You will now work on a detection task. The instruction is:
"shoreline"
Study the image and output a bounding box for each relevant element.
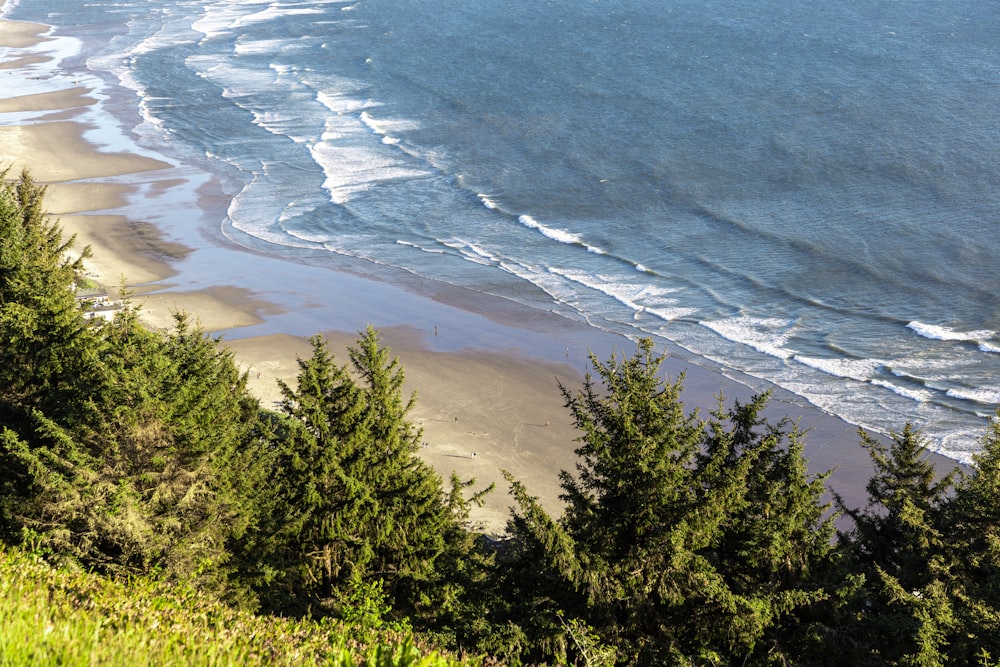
[0,15,968,534]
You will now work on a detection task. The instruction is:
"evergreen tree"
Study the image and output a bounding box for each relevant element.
[256,332,367,614]
[260,329,481,627]
[0,169,101,426]
[944,411,1000,664]
[497,340,835,666]
[94,307,268,597]
[836,425,960,666]
[698,395,838,663]
[1,300,268,601]
[0,171,268,601]
[0,167,104,550]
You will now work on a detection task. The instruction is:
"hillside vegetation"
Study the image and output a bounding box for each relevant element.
[3,167,1000,665]
[0,546,466,666]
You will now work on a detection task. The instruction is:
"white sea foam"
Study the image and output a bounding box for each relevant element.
[891,355,963,375]
[189,55,327,147]
[404,238,578,314]
[517,215,606,254]
[280,222,333,244]
[550,268,698,321]
[945,387,1000,405]
[192,56,269,93]
[643,305,701,322]
[980,341,1000,354]
[478,194,500,210]
[359,110,420,139]
[452,247,576,310]
[192,1,269,41]
[228,188,315,249]
[234,38,290,57]
[310,140,430,204]
[255,109,309,141]
[437,247,583,313]
[195,0,341,39]
[87,46,170,145]
[126,17,195,57]
[316,89,376,115]
[280,86,432,204]
[231,5,325,31]
[907,321,996,343]
[700,317,795,359]
[442,240,501,266]
[396,240,447,255]
[793,355,883,381]
[518,215,581,244]
[0,0,21,19]
[935,430,983,466]
[871,379,934,403]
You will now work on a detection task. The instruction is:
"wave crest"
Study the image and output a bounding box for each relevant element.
[908,321,996,343]
[700,317,795,360]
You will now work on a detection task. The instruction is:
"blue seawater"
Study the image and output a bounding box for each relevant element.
[3,0,999,461]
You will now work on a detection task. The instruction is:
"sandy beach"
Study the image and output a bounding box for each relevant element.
[0,16,967,535]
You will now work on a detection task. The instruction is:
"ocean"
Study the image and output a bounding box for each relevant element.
[2,0,998,462]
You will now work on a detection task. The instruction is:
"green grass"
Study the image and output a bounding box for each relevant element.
[0,546,477,666]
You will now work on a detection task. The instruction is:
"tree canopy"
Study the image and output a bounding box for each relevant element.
[253,330,481,625]
[495,340,836,665]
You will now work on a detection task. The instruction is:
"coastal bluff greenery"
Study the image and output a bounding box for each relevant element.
[3,167,1000,666]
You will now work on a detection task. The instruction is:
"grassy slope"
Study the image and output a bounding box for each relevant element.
[0,547,478,666]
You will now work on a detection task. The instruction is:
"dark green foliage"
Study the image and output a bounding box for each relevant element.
[840,426,957,580]
[0,168,103,547]
[936,413,1000,664]
[0,170,269,602]
[496,340,836,666]
[0,172,488,640]
[93,307,269,598]
[256,329,485,631]
[1,302,270,600]
[0,169,101,425]
[835,426,961,666]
